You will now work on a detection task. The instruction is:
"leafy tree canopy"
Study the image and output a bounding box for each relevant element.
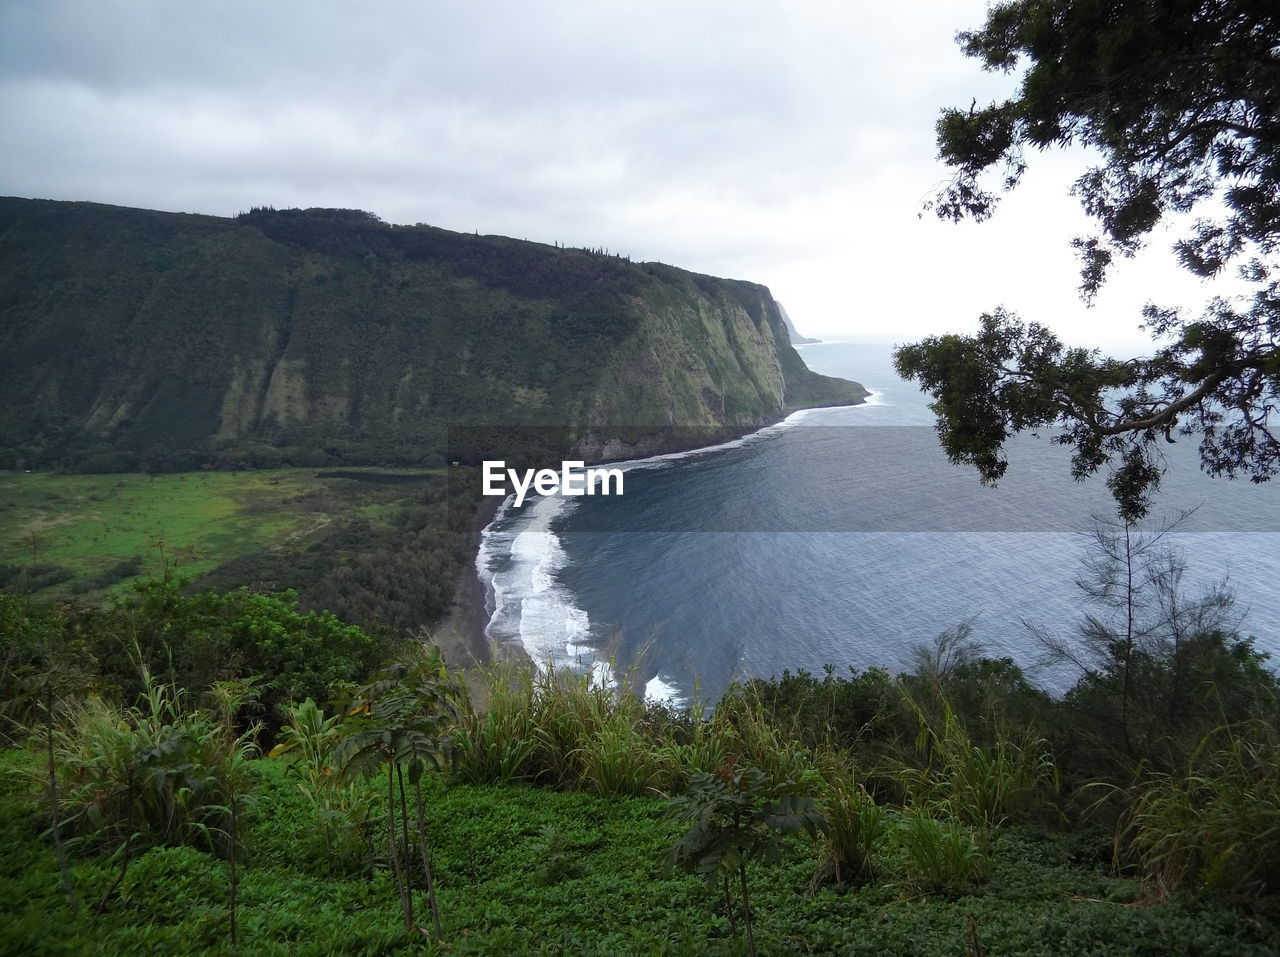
[895,0,1280,520]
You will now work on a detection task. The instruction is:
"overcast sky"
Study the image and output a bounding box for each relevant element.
[0,0,1236,349]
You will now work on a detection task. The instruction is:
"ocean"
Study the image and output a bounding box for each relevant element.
[476,339,1280,705]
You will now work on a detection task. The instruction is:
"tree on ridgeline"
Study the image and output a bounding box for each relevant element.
[894,0,1280,520]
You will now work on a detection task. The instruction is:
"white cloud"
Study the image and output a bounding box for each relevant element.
[0,0,1240,352]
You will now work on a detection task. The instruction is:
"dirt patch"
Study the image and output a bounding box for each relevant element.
[15,512,99,538]
[270,514,333,550]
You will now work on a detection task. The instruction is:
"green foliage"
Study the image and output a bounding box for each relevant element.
[50,676,258,855]
[667,760,822,955]
[1061,627,1280,785]
[272,697,341,774]
[116,844,225,920]
[530,824,584,886]
[83,555,146,592]
[1,561,74,592]
[648,695,729,789]
[735,665,906,764]
[334,653,461,939]
[453,664,684,795]
[507,666,598,788]
[903,0,1280,520]
[895,810,990,893]
[1037,516,1280,784]
[1126,724,1280,895]
[667,761,820,881]
[334,654,460,785]
[526,667,671,793]
[23,671,263,945]
[706,687,821,789]
[897,694,1057,829]
[451,667,540,785]
[1,594,84,737]
[4,741,1280,954]
[191,588,380,715]
[270,697,374,875]
[576,719,668,797]
[454,665,827,801]
[810,766,884,890]
[933,0,1280,276]
[11,575,392,736]
[0,468,474,640]
[4,516,1280,949]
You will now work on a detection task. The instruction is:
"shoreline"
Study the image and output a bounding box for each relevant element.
[429,493,512,671]
[442,390,871,674]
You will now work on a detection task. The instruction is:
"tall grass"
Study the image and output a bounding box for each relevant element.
[811,757,885,890]
[1126,723,1280,895]
[53,677,243,853]
[898,693,1057,828]
[708,686,820,788]
[655,695,727,788]
[453,664,680,794]
[896,810,990,892]
[452,667,824,798]
[577,722,669,796]
[452,666,539,784]
[529,666,637,788]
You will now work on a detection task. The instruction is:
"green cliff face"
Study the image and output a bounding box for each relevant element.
[0,198,865,471]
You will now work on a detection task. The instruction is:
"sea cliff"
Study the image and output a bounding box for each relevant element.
[0,197,865,471]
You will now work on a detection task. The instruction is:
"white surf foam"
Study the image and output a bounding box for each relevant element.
[644,673,688,708]
[475,397,883,698]
[607,405,839,476]
[477,492,599,673]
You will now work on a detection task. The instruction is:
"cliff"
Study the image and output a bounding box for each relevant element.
[778,302,821,344]
[0,197,866,471]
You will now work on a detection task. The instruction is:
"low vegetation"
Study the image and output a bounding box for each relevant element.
[3,527,1280,954]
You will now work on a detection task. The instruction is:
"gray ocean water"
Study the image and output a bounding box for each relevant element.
[477,339,1280,703]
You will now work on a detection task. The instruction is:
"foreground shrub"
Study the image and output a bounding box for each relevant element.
[270,697,374,875]
[898,695,1058,829]
[334,655,459,940]
[53,677,254,855]
[896,810,989,893]
[811,765,884,890]
[1126,724,1280,895]
[667,759,823,957]
[19,576,391,738]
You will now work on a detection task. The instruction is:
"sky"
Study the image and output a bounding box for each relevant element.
[0,0,1238,351]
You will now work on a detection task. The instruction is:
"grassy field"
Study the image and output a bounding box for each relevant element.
[0,469,439,597]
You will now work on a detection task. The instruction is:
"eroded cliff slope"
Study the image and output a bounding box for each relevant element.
[0,198,865,470]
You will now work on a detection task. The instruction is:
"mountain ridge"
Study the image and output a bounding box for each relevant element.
[0,196,866,472]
